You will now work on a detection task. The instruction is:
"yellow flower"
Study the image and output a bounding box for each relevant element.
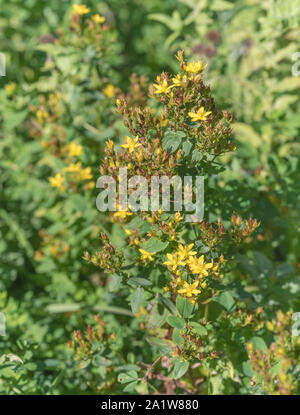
[178,281,201,297]
[184,61,204,73]
[171,74,182,87]
[139,249,155,261]
[177,243,197,261]
[188,107,212,122]
[114,207,132,220]
[188,255,213,277]
[219,254,225,264]
[121,136,141,153]
[91,13,106,24]
[163,253,186,271]
[125,229,132,236]
[103,84,115,98]
[174,212,183,223]
[5,82,16,96]
[79,167,92,180]
[105,139,114,151]
[37,109,49,124]
[68,142,82,157]
[64,162,82,173]
[153,78,172,95]
[49,173,65,191]
[72,4,90,15]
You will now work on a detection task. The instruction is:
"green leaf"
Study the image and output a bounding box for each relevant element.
[191,149,203,162]
[162,129,186,153]
[172,360,189,379]
[249,337,268,352]
[213,291,235,311]
[172,328,184,347]
[130,287,144,313]
[47,303,81,313]
[242,361,254,377]
[157,294,177,315]
[211,0,234,11]
[148,304,169,328]
[109,274,122,292]
[176,297,195,318]
[123,381,138,392]
[118,371,138,384]
[182,140,193,156]
[128,277,152,287]
[140,238,168,253]
[253,252,272,273]
[167,316,185,330]
[189,322,207,336]
[146,337,173,353]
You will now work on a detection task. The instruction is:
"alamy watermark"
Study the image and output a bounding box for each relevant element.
[96,167,204,222]
[0,53,5,77]
[0,312,6,336]
[292,312,300,337]
[292,52,300,76]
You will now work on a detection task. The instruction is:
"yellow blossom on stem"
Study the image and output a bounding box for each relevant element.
[176,243,197,260]
[188,255,213,277]
[139,249,155,262]
[184,61,204,73]
[174,212,183,222]
[49,173,65,191]
[121,136,141,153]
[105,139,114,151]
[114,206,132,220]
[171,74,183,87]
[163,253,186,271]
[102,84,115,98]
[153,78,172,95]
[72,4,90,15]
[91,14,106,24]
[64,161,82,173]
[188,107,212,122]
[178,281,201,297]
[68,142,82,157]
[79,167,93,180]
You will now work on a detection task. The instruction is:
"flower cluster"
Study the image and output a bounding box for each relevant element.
[68,315,115,361]
[247,311,300,395]
[83,232,125,274]
[163,243,222,304]
[150,51,235,157]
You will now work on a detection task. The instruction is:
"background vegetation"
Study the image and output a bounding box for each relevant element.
[0,0,299,394]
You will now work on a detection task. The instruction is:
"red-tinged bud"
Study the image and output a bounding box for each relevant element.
[100,232,108,241]
[219,225,224,234]
[211,351,217,358]
[197,339,202,348]
[83,251,90,260]
[74,330,82,341]
[202,318,207,326]
[199,352,205,360]
[169,156,175,168]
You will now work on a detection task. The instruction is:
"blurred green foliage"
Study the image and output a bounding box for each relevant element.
[0,0,299,394]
